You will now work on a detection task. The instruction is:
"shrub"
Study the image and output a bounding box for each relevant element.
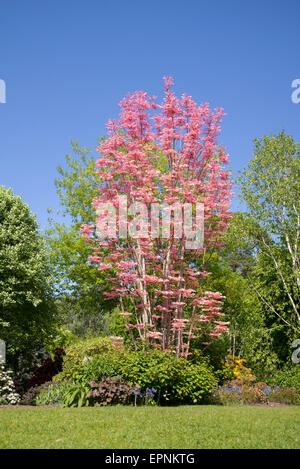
[87,377,141,407]
[19,382,57,406]
[68,355,119,385]
[53,337,114,382]
[267,365,300,394]
[269,386,300,405]
[81,349,216,404]
[0,363,20,405]
[28,348,65,388]
[53,340,217,405]
[110,349,217,404]
[222,355,253,378]
[19,386,43,405]
[12,348,51,395]
[212,373,300,405]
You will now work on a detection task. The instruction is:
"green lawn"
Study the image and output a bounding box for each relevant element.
[0,405,299,449]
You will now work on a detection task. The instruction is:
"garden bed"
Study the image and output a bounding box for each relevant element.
[0,401,297,409]
[0,405,60,409]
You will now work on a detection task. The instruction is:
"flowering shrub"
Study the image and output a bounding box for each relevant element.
[212,374,300,405]
[222,355,253,379]
[0,363,20,405]
[269,386,300,405]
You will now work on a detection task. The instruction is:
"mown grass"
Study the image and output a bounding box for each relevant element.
[0,405,299,449]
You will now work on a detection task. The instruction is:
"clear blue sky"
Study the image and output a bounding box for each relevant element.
[0,0,299,228]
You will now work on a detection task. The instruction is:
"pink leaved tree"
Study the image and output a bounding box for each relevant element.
[80,77,232,358]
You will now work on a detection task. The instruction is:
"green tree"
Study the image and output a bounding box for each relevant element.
[237,131,300,330]
[0,186,56,363]
[193,249,265,370]
[46,141,116,333]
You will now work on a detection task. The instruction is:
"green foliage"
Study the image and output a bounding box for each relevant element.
[212,372,300,406]
[198,251,261,362]
[53,336,115,382]
[209,132,300,376]
[0,186,56,364]
[73,348,215,404]
[238,131,300,241]
[86,377,141,407]
[75,355,119,384]
[110,348,217,404]
[238,326,284,381]
[55,296,111,339]
[46,141,117,320]
[53,338,217,405]
[24,380,90,407]
[267,365,300,394]
[36,381,69,406]
[54,140,99,225]
[20,381,68,406]
[46,324,78,354]
[269,386,300,405]
[106,307,133,344]
[237,131,300,328]
[219,210,300,376]
[61,381,90,408]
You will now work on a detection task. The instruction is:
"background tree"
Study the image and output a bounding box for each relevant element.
[0,186,56,366]
[237,131,300,329]
[212,134,300,378]
[46,141,116,336]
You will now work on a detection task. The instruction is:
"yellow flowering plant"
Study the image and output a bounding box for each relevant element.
[222,355,253,379]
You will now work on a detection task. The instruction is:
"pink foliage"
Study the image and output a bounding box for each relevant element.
[80,77,232,357]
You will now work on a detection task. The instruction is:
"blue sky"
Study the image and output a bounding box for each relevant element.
[0,0,299,228]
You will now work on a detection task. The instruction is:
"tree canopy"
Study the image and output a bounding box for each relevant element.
[0,186,56,362]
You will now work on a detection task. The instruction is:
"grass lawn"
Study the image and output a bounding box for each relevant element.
[0,405,299,449]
